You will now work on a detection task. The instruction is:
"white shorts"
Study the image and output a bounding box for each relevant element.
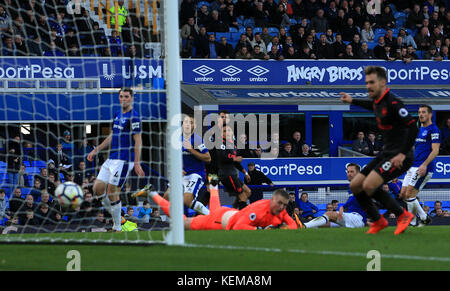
[97,159,134,187]
[336,212,365,228]
[403,167,433,191]
[183,173,204,198]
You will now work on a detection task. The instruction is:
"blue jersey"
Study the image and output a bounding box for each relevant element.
[343,192,367,224]
[182,133,208,180]
[109,109,141,161]
[412,123,440,171]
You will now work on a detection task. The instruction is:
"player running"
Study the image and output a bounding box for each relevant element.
[340,66,417,235]
[303,163,367,229]
[399,105,440,226]
[87,88,145,232]
[134,177,297,230]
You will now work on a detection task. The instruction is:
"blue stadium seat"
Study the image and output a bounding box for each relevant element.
[268,27,279,36]
[367,41,377,50]
[31,160,47,168]
[253,27,262,34]
[229,27,238,33]
[289,18,297,25]
[197,1,210,9]
[230,32,242,40]
[375,28,386,35]
[215,32,230,41]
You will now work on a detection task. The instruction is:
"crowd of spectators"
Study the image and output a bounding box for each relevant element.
[0,130,162,230]
[179,0,450,61]
[0,0,149,58]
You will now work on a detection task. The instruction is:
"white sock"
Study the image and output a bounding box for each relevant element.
[98,193,112,214]
[405,199,417,225]
[412,198,427,220]
[190,200,210,215]
[149,191,158,199]
[304,215,329,228]
[110,200,122,231]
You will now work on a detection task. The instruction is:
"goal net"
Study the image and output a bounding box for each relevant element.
[0,0,184,245]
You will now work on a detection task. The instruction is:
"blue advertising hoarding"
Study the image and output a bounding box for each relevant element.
[0,57,164,88]
[240,157,450,184]
[182,59,450,86]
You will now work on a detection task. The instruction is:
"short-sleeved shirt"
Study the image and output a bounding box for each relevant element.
[412,123,441,172]
[182,133,209,180]
[109,109,141,161]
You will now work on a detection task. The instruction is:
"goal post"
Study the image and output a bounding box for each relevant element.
[0,0,184,246]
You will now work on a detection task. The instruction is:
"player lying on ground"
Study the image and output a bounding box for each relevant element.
[133,176,298,230]
[340,66,417,235]
[303,163,367,229]
[399,104,439,226]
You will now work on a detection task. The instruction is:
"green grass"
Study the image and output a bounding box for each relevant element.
[1,226,449,271]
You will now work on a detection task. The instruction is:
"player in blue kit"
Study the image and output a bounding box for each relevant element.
[303,163,367,229]
[400,105,440,226]
[87,88,145,232]
[177,114,211,215]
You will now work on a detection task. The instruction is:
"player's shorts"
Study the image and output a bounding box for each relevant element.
[96,159,134,187]
[403,167,433,191]
[335,212,365,228]
[190,206,232,230]
[219,173,244,196]
[361,152,413,183]
[183,173,204,197]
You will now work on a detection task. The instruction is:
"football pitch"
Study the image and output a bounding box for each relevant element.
[1,226,449,271]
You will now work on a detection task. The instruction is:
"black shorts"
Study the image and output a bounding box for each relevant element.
[361,152,414,183]
[219,173,244,196]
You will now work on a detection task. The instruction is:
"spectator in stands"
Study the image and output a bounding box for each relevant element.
[74,161,92,187]
[108,29,122,57]
[358,41,375,59]
[283,46,299,59]
[429,201,443,217]
[92,210,109,228]
[352,131,370,155]
[292,0,306,22]
[367,132,383,156]
[415,26,432,51]
[361,21,375,43]
[280,142,296,157]
[207,10,228,33]
[235,44,252,59]
[206,34,221,59]
[196,4,211,28]
[44,41,65,56]
[310,8,328,33]
[221,3,238,30]
[440,45,449,60]
[1,35,15,56]
[35,202,53,225]
[298,45,316,59]
[260,26,273,47]
[6,135,22,194]
[17,194,37,224]
[315,34,334,58]
[398,28,417,49]
[406,4,424,30]
[46,171,57,196]
[290,131,304,156]
[299,144,317,157]
[179,0,196,25]
[332,33,346,58]
[400,47,413,64]
[325,28,335,44]
[246,162,274,203]
[109,0,127,32]
[68,44,81,57]
[286,192,300,218]
[253,1,267,27]
[303,33,317,53]
[377,5,396,30]
[342,17,359,42]
[250,33,268,54]
[39,191,53,208]
[292,26,306,48]
[27,34,46,56]
[268,44,284,60]
[342,44,356,59]
[30,179,43,202]
[181,17,199,58]
[373,36,387,59]
[0,189,8,224]
[17,162,30,189]
[270,3,290,29]
[137,200,152,223]
[217,36,234,59]
[298,192,318,221]
[349,33,362,55]
[124,206,139,224]
[0,5,9,36]
[430,26,445,47]
[407,44,419,60]
[424,45,443,60]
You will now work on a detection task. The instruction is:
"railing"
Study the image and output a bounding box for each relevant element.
[0,78,101,92]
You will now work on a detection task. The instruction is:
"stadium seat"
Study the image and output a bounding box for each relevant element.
[268,27,279,36]
[197,1,210,9]
[215,32,230,41]
[31,160,47,168]
[230,32,242,40]
[229,27,238,33]
[253,27,262,34]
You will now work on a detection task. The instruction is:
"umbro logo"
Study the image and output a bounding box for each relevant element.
[193,65,215,77]
[220,65,242,77]
[247,65,269,77]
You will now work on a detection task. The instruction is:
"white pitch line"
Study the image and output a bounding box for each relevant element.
[184,243,450,263]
